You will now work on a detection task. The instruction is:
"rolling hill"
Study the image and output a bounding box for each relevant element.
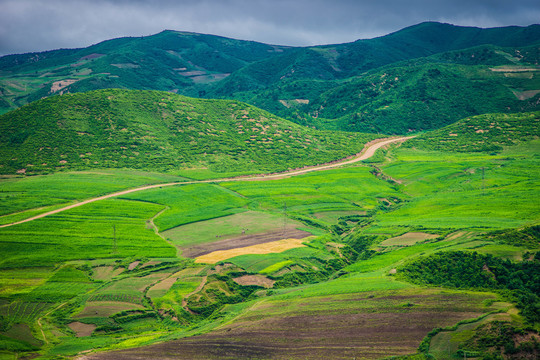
[0,30,291,114]
[2,22,539,134]
[0,89,376,175]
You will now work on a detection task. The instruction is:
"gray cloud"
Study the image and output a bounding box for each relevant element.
[1,0,539,56]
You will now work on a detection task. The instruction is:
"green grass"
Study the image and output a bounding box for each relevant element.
[121,183,248,232]
[152,278,203,312]
[0,169,186,218]
[0,267,52,297]
[268,269,412,299]
[228,246,333,274]
[221,166,401,214]
[0,199,176,268]
[374,144,539,230]
[259,260,294,275]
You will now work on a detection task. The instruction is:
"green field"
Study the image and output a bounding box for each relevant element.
[0,112,538,359]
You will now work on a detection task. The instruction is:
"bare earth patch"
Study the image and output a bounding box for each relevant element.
[50,79,77,93]
[233,275,275,288]
[68,322,96,337]
[81,290,494,360]
[181,228,312,258]
[195,237,309,264]
[381,232,439,247]
[92,266,123,281]
[76,301,145,318]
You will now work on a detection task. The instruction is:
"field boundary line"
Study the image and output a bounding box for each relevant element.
[0,136,412,228]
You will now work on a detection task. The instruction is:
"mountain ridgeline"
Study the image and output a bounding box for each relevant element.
[0,89,377,175]
[1,22,539,133]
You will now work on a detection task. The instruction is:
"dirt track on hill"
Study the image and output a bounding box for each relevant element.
[0,136,412,229]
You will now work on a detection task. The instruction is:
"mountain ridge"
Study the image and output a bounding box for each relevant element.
[1,21,539,133]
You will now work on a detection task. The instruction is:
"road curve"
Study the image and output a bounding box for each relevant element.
[0,136,413,229]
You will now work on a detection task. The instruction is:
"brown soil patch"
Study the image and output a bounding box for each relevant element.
[76,302,145,318]
[82,291,489,360]
[92,266,123,281]
[68,322,96,337]
[141,261,162,268]
[489,67,539,72]
[381,232,439,246]
[195,238,308,264]
[147,277,179,298]
[50,79,77,92]
[181,229,312,258]
[233,275,275,288]
[128,261,140,270]
[512,89,540,100]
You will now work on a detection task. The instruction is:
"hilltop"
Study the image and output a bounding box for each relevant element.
[0,89,376,175]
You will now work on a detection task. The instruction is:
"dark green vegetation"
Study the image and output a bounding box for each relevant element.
[0,89,376,175]
[399,251,540,323]
[2,22,540,133]
[0,111,538,359]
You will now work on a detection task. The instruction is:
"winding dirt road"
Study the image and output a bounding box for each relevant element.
[0,136,412,229]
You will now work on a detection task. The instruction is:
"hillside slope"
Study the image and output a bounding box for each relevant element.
[403,111,540,152]
[0,30,290,113]
[0,89,376,175]
[2,22,539,130]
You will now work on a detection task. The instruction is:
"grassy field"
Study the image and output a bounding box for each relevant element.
[0,114,538,359]
[221,166,401,215]
[0,170,187,222]
[374,145,539,229]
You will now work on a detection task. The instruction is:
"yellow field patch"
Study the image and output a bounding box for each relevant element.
[195,238,309,264]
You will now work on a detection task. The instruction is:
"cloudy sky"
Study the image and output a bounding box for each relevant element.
[1,0,539,56]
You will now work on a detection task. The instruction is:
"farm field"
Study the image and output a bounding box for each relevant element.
[0,112,538,359]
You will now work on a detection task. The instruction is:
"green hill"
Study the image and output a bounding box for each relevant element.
[0,89,376,175]
[213,42,540,133]
[404,111,540,152]
[2,22,540,135]
[0,30,291,114]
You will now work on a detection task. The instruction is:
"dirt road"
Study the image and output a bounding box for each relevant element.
[0,136,412,229]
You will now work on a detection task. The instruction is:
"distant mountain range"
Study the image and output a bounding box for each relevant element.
[1,22,539,133]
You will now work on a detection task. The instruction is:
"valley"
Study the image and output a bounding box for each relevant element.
[0,21,539,360]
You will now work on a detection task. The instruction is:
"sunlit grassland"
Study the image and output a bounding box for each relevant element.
[0,170,187,220]
[0,199,176,268]
[346,233,504,274]
[120,183,248,232]
[271,269,411,299]
[374,144,540,229]
[0,267,53,297]
[152,277,203,313]
[220,166,401,214]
